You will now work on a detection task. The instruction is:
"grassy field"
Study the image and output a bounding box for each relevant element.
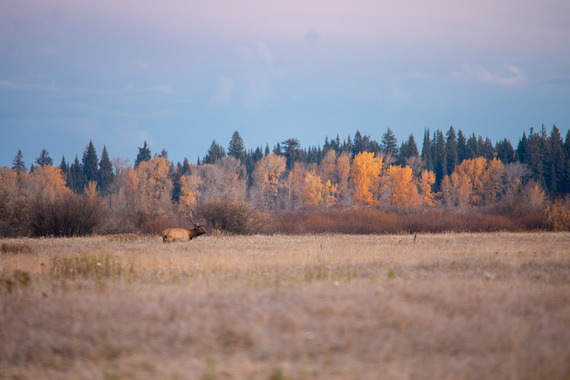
[1,232,569,380]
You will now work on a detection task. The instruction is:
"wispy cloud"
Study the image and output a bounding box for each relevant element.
[448,64,525,87]
[209,77,233,107]
[135,60,150,70]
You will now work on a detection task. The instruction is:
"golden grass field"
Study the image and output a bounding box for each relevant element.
[1,232,569,380]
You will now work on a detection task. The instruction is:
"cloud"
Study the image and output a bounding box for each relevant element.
[242,81,270,109]
[209,77,233,107]
[448,64,525,87]
[135,60,150,70]
[256,42,272,62]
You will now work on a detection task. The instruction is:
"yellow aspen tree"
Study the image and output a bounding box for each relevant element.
[285,162,307,210]
[252,153,287,208]
[135,156,173,217]
[451,172,472,208]
[350,152,383,206]
[483,157,504,204]
[319,150,337,184]
[335,154,350,206]
[322,180,338,208]
[178,175,202,211]
[386,165,419,209]
[418,170,437,207]
[25,165,68,203]
[456,157,486,205]
[303,170,324,206]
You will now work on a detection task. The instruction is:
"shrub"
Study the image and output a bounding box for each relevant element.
[1,242,33,254]
[546,196,570,231]
[196,198,267,235]
[30,192,109,237]
[0,270,32,293]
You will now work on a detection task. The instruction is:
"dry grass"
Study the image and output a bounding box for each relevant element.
[1,233,569,379]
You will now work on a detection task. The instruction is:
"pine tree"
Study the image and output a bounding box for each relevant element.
[98,145,114,195]
[135,141,152,167]
[12,150,26,174]
[457,130,467,164]
[421,129,433,171]
[433,130,446,189]
[466,133,479,159]
[228,131,246,162]
[495,139,515,164]
[203,140,226,164]
[82,140,98,188]
[516,132,528,162]
[35,149,53,167]
[59,156,68,173]
[381,128,398,157]
[545,125,565,195]
[67,155,82,193]
[445,126,458,176]
[282,138,301,170]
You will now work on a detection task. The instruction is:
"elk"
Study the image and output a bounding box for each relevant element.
[162,218,206,243]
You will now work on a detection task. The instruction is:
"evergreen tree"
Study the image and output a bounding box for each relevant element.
[445,126,458,175]
[67,155,83,193]
[12,150,26,174]
[457,130,467,164]
[421,129,433,171]
[181,158,192,175]
[353,130,367,155]
[495,139,515,163]
[381,128,398,157]
[516,132,528,162]
[545,125,565,195]
[59,156,68,173]
[265,144,270,156]
[203,140,226,164]
[482,137,495,159]
[466,133,479,159]
[228,131,246,162]
[432,130,446,189]
[525,128,546,190]
[281,138,301,170]
[398,134,419,165]
[35,149,53,167]
[564,130,570,194]
[82,140,98,188]
[98,145,114,195]
[135,141,152,167]
[159,149,168,160]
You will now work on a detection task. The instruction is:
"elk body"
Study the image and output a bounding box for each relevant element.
[162,220,206,243]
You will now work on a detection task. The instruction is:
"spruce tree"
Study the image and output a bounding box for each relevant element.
[457,130,467,164]
[203,140,226,164]
[467,133,479,159]
[381,128,398,157]
[433,130,446,189]
[282,138,301,170]
[546,125,565,195]
[60,156,68,173]
[445,126,458,176]
[228,131,246,162]
[98,145,114,195]
[421,129,433,171]
[135,141,152,167]
[35,149,53,167]
[12,150,26,174]
[67,155,83,193]
[82,140,98,187]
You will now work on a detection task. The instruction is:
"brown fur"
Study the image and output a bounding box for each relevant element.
[161,226,206,243]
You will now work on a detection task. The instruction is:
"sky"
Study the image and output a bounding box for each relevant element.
[1,0,569,167]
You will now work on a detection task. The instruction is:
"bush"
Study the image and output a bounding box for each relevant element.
[30,193,109,237]
[196,198,267,235]
[546,196,570,231]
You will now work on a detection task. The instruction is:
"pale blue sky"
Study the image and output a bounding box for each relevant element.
[1,0,569,167]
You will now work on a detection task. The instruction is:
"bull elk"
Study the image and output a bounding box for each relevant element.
[161,218,206,243]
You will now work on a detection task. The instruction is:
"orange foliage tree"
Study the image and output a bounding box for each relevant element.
[418,170,437,207]
[350,152,383,206]
[386,165,419,209]
[252,153,287,209]
[303,170,338,208]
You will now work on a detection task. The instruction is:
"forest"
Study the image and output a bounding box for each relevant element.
[1,125,570,237]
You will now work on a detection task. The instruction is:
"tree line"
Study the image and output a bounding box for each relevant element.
[1,125,569,236]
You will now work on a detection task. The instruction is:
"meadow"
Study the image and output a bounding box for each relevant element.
[1,232,569,380]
